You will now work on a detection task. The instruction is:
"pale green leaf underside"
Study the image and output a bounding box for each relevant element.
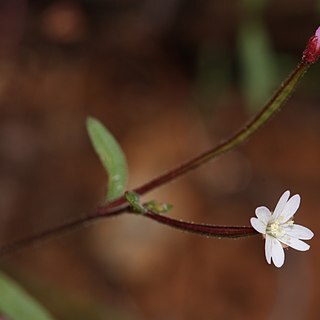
[86,117,128,201]
[0,271,54,320]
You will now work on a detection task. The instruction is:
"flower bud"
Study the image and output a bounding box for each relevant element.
[302,26,320,64]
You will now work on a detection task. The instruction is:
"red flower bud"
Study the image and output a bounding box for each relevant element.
[302,26,320,64]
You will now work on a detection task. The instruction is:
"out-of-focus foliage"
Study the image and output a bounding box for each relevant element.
[0,271,53,320]
[238,0,277,111]
[238,22,277,110]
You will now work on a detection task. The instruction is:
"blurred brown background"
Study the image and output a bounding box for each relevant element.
[0,0,320,319]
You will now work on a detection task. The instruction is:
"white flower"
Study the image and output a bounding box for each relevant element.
[250,190,314,268]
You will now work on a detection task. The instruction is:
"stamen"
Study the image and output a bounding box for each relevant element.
[266,220,285,238]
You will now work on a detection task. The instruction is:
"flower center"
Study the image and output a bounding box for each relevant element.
[266,220,284,238]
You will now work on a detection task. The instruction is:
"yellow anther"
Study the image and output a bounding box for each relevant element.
[267,220,284,238]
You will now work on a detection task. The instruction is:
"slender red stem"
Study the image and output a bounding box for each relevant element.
[0,211,124,257]
[143,211,258,238]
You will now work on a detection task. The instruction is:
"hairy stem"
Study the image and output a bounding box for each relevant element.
[142,211,258,238]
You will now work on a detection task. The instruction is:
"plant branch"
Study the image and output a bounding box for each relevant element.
[0,211,124,257]
[132,62,309,195]
[0,44,315,257]
[142,211,258,238]
[98,61,310,214]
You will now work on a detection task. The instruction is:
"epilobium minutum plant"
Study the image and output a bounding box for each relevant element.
[1,27,320,270]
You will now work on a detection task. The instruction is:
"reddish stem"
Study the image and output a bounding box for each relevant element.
[143,211,258,238]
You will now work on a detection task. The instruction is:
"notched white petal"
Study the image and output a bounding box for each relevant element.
[280,236,310,251]
[284,224,314,240]
[250,217,267,234]
[280,194,301,222]
[273,190,290,219]
[265,235,272,264]
[271,238,285,268]
[255,206,271,224]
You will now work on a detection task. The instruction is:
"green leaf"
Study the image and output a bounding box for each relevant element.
[86,117,128,201]
[0,271,54,320]
[124,192,173,214]
[144,200,173,214]
[124,191,146,214]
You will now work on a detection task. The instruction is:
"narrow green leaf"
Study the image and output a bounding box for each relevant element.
[0,271,54,320]
[86,117,128,201]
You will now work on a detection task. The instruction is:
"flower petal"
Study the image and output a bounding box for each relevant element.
[271,238,285,268]
[273,190,290,220]
[284,224,314,240]
[279,194,301,222]
[265,235,272,264]
[279,236,310,251]
[250,217,266,234]
[316,26,320,39]
[255,206,271,224]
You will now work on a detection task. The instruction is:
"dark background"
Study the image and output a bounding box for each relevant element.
[0,0,320,319]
